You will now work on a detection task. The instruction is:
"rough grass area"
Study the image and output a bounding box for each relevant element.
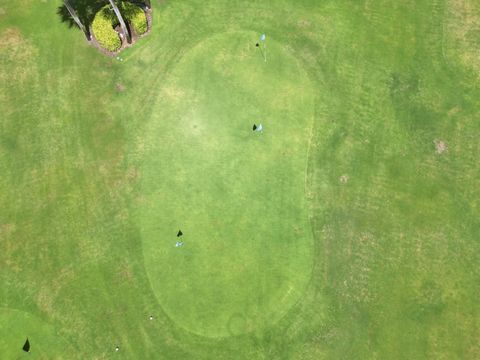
[1,0,479,359]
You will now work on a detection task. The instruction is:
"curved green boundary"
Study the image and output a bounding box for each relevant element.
[92,5,122,52]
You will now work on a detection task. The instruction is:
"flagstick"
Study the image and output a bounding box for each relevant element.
[264,40,267,62]
[258,34,267,62]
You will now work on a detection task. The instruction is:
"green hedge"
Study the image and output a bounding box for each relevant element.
[92,6,121,52]
[121,2,148,35]
[92,2,148,52]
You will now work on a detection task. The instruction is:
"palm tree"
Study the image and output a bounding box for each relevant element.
[63,0,90,39]
[108,0,131,44]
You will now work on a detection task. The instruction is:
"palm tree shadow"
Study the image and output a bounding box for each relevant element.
[57,5,77,30]
[56,0,110,35]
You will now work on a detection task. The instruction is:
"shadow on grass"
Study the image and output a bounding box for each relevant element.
[57,0,105,36]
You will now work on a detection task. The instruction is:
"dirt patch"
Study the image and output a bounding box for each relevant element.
[116,83,126,92]
[434,139,447,154]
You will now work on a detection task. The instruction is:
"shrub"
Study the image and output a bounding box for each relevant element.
[92,6,121,52]
[91,2,148,51]
[120,2,148,35]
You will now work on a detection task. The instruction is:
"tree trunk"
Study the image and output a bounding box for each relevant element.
[108,0,131,44]
[64,0,90,40]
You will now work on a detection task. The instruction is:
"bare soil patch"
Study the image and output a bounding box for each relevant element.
[434,139,448,154]
[116,82,126,92]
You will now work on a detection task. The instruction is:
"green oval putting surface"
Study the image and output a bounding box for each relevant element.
[139,32,315,337]
[0,308,69,358]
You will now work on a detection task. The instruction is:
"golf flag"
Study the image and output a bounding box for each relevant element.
[259,34,267,62]
[22,338,30,352]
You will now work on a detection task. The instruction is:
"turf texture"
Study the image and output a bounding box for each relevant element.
[0,0,479,359]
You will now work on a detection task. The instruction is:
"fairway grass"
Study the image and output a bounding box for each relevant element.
[1,0,480,359]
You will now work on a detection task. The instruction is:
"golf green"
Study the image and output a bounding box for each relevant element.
[139,32,315,337]
[0,308,69,358]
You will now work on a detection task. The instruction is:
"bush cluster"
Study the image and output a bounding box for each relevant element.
[92,6,121,52]
[121,2,148,35]
[92,2,148,51]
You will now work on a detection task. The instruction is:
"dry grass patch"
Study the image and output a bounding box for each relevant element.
[340,232,379,304]
[116,261,134,283]
[160,83,185,102]
[445,0,480,76]
[0,27,23,50]
[0,28,38,84]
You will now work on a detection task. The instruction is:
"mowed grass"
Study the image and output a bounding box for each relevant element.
[0,0,479,359]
